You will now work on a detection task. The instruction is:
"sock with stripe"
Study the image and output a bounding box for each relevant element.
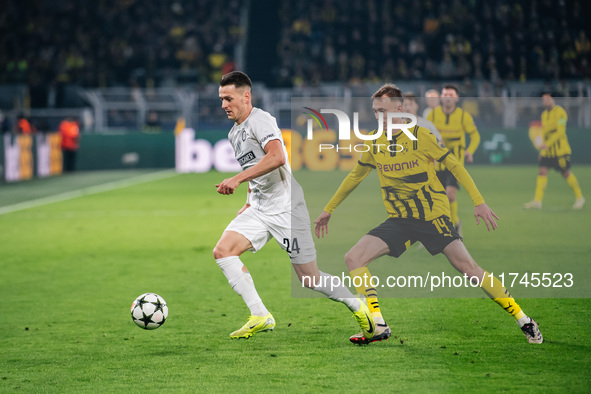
[312,271,360,312]
[216,256,269,317]
[480,271,526,323]
[534,175,548,202]
[566,173,583,199]
[350,267,382,318]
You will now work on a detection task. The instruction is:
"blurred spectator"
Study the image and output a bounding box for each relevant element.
[15,114,35,134]
[81,108,94,131]
[0,0,240,92]
[273,0,591,86]
[143,111,163,133]
[59,118,80,172]
[1,0,590,91]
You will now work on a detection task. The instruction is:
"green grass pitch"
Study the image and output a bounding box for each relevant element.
[0,166,590,392]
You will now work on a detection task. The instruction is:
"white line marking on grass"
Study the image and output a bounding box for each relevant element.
[0,169,179,215]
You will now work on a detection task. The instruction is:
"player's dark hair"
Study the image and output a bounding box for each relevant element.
[442,83,459,94]
[220,71,252,90]
[403,92,417,102]
[372,84,403,99]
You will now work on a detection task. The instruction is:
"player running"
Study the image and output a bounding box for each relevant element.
[213,71,374,340]
[314,84,543,345]
[427,84,480,235]
[524,93,585,210]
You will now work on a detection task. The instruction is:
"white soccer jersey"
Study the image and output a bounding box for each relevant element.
[227,107,304,215]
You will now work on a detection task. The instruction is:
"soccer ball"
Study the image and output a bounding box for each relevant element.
[131,293,168,330]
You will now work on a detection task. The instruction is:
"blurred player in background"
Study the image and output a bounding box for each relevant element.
[404,92,441,250]
[524,93,585,210]
[422,89,440,119]
[427,84,480,234]
[403,92,441,140]
[213,71,374,340]
[315,84,542,345]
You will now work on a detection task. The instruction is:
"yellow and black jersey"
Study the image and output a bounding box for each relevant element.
[541,105,571,158]
[427,106,480,167]
[323,126,485,222]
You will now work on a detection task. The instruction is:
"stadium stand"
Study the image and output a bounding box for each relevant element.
[274,0,591,86]
[0,0,241,91]
[2,0,590,93]
[0,0,590,132]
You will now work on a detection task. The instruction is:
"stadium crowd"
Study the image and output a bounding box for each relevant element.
[1,0,590,94]
[1,0,240,90]
[275,0,591,86]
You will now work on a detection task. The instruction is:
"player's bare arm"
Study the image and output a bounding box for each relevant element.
[313,211,331,238]
[216,139,286,195]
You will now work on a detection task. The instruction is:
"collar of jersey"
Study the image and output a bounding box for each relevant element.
[234,107,257,126]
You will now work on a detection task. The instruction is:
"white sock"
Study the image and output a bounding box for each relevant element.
[517,315,532,327]
[313,271,360,312]
[216,256,269,317]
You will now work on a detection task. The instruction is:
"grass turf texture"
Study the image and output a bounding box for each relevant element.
[0,166,590,392]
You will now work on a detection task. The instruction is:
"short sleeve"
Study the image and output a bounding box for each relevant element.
[251,113,283,149]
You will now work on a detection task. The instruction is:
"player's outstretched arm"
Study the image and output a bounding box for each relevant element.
[314,211,331,238]
[315,161,373,238]
[216,139,285,195]
[474,203,500,231]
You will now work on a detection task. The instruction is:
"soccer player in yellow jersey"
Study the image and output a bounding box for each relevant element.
[314,84,543,345]
[422,89,440,119]
[427,84,480,234]
[524,93,585,210]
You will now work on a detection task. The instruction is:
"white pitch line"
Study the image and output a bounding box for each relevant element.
[0,169,179,216]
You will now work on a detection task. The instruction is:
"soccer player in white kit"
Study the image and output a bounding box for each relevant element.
[213,71,375,340]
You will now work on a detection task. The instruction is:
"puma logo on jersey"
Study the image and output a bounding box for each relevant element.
[260,133,277,144]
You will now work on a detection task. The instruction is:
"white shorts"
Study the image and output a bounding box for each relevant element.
[225,201,317,264]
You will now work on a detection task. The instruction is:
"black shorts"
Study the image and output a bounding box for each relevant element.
[539,155,571,172]
[367,216,461,258]
[436,169,460,189]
